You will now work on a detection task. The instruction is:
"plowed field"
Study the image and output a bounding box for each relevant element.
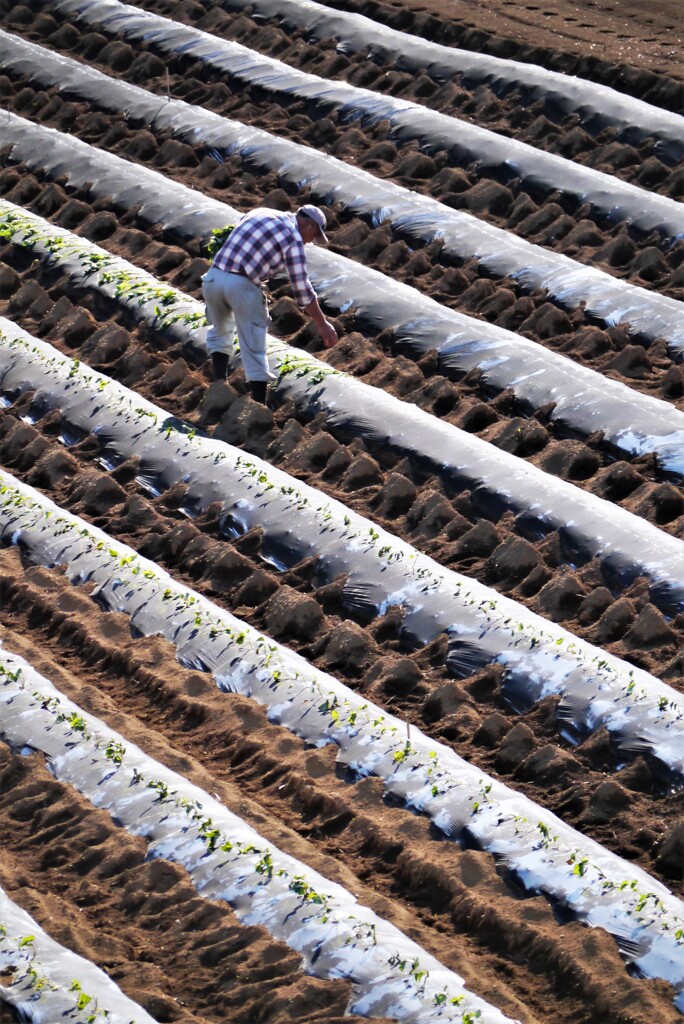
[0,1,682,1022]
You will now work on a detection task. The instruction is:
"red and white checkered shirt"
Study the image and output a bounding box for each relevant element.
[212,209,316,308]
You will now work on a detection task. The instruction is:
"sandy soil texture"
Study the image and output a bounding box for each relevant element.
[0,0,682,1022]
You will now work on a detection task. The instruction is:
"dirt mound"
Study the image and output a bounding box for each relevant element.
[0,0,682,1022]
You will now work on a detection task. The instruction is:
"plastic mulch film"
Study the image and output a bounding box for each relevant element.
[0,331,682,774]
[1,32,684,367]
[4,302,683,611]
[3,119,683,480]
[2,199,684,604]
[0,885,158,1024]
[48,0,684,243]
[212,0,684,163]
[0,505,682,1006]
[0,645,519,1024]
[2,202,684,613]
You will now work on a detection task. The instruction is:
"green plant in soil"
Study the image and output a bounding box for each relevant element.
[206,224,235,259]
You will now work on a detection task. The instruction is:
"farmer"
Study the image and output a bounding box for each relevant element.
[201,204,338,403]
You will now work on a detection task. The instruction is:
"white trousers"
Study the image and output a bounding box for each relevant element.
[202,266,276,382]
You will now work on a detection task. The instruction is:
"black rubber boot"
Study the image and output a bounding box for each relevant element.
[211,352,230,380]
[249,380,268,405]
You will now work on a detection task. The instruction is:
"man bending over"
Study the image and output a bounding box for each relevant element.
[202,204,338,403]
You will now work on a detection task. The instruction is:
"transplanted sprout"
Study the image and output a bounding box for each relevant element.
[104,739,126,765]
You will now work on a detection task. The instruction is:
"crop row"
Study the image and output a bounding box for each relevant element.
[48,0,684,243]
[204,0,684,154]
[0,645,516,1024]
[2,29,683,361]
[1,197,682,613]
[0,881,156,1024]
[3,115,683,481]
[1,308,682,766]
[0,464,682,1007]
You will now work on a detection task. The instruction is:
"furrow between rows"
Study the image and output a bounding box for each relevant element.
[43,0,684,243]
[0,644,521,1024]
[0,469,682,1003]
[2,117,683,478]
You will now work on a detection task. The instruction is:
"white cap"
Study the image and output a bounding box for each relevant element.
[298,204,329,242]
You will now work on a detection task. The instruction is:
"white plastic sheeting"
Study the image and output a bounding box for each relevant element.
[1,33,684,364]
[0,645,517,1024]
[215,0,684,162]
[1,311,684,765]
[3,119,684,480]
[0,493,682,1006]
[2,193,684,603]
[0,885,157,1024]
[3,194,684,601]
[48,0,684,242]
[1,303,683,626]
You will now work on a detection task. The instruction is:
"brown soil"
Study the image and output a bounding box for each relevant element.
[326,0,684,87]
[0,1,682,1023]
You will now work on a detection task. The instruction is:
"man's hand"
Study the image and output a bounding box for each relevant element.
[319,319,338,348]
[304,297,339,349]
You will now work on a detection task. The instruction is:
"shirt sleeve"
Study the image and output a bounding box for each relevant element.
[283,236,316,308]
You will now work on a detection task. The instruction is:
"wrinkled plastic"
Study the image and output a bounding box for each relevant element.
[216,0,684,164]
[0,338,682,777]
[2,205,683,616]
[0,504,682,1005]
[0,885,158,1023]
[3,120,684,478]
[50,0,684,242]
[0,646,517,1024]
[1,33,684,366]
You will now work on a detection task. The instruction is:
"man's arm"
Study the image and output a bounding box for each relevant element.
[284,240,338,348]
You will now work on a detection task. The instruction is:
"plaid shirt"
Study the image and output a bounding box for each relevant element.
[212,209,316,308]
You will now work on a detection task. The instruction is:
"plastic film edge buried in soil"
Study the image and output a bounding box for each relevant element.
[1,197,683,611]
[1,308,684,767]
[0,645,519,1024]
[2,117,684,478]
[0,482,683,1003]
[198,0,684,159]
[0,885,159,1024]
[1,31,684,365]
[47,0,684,243]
